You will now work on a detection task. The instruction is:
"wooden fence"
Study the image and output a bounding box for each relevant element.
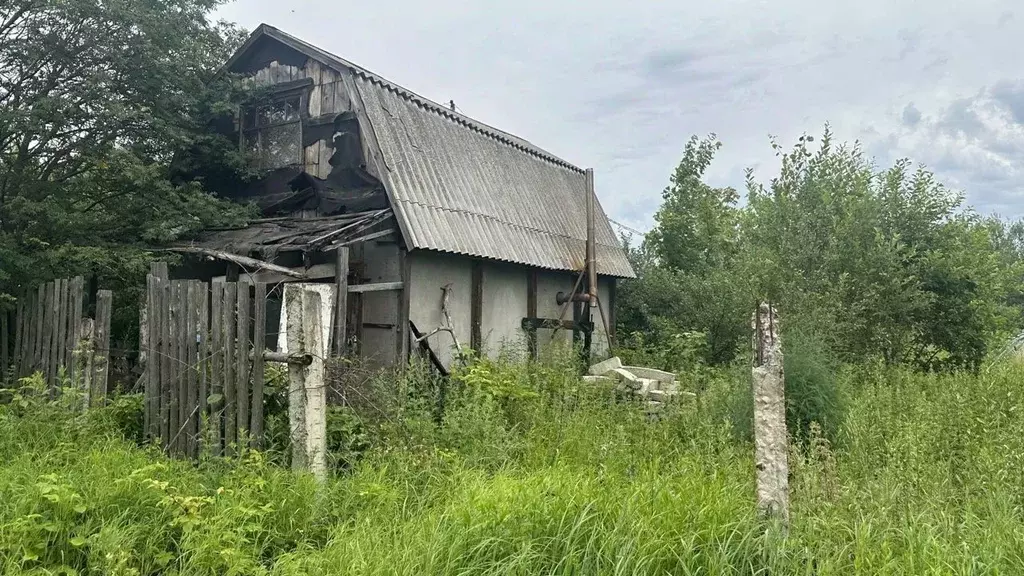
[3,277,112,405]
[144,267,268,457]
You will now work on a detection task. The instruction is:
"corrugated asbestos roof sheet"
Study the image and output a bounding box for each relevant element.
[236,25,636,278]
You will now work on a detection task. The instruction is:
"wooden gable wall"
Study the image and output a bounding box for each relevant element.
[233,38,376,183]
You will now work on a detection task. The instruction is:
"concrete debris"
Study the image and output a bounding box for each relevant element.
[585,356,688,406]
[588,356,622,376]
[621,366,675,383]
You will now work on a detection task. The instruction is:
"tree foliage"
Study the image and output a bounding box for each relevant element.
[0,0,253,322]
[619,128,1024,372]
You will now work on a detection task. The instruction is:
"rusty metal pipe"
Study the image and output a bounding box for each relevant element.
[585,168,598,308]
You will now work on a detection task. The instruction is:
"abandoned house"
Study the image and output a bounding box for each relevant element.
[173,24,635,371]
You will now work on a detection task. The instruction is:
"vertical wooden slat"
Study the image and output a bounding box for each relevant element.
[1,309,9,379]
[45,281,58,394]
[68,277,84,388]
[170,282,181,452]
[251,282,267,448]
[210,283,224,456]
[198,282,210,457]
[159,280,172,448]
[236,283,251,443]
[223,281,237,455]
[12,300,24,380]
[167,282,180,451]
[24,291,37,377]
[185,281,200,457]
[527,269,538,360]
[333,247,349,356]
[91,290,112,407]
[608,280,617,349]
[15,298,25,378]
[471,260,483,352]
[145,274,159,440]
[55,279,68,380]
[33,283,45,374]
[77,317,95,410]
[350,293,363,358]
[176,281,189,455]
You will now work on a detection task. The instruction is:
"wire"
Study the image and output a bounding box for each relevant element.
[608,218,647,237]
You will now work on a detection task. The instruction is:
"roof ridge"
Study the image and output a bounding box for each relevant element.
[253,24,584,174]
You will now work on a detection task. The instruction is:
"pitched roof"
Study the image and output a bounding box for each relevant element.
[227,25,635,278]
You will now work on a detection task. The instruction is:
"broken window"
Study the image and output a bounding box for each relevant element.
[241,96,302,170]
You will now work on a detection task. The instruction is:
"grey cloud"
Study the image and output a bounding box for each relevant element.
[990,81,1024,124]
[216,0,1024,227]
[937,97,986,139]
[902,103,922,127]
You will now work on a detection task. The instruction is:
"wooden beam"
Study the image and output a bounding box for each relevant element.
[304,208,390,248]
[251,282,266,448]
[397,250,411,365]
[526,269,538,360]
[521,318,594,332]
[92,290,112,408]
[325,228,396,251]
[347,281,403,293]
[470,260,483,351]
[608,280,617,348]
[333,247,349,356]
[167,247,307,279]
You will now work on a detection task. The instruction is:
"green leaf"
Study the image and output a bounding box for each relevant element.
[69,535,87,547]
[73,503,87,514]
[207,393,223,406]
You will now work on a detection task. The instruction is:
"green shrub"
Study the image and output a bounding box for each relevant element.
[783,329,844,443]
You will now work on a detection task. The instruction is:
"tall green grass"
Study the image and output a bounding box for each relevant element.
[2,359,1024,574]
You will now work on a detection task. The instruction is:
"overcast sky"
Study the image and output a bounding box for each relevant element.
[215,0,1024,233]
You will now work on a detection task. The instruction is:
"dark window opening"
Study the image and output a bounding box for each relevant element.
[242,96,302,170]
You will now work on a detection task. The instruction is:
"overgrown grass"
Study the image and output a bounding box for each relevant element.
[2,356,1024,574]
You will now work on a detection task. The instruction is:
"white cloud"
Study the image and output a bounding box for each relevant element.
[215,0,1024,227]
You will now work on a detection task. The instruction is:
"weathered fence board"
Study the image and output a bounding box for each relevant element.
[91,290,112,407]
[210,283,223,456]
[252,282,267,447]
[9,277,90,396]
[236,283,251,443]
[145,274,157,438]
[160,280,172,448]
[198,283,210,458]
[1,309,9,378]
[223,281,237,455]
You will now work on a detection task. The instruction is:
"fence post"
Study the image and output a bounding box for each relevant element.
[1,309,8,381]
[210,283,224,456]
[752,302,789,525]
[284,284,327,481]
[236,283,251,444]
[68,277,84,388]
[77,318,95,410]
[144,263,168,440]
[251,282,267,448]
[90,290,112,408]
[222,282,237,456]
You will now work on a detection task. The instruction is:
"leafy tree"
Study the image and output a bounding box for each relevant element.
[621,127,1024,372]
[0,0,253,336]
[617,135,749,366]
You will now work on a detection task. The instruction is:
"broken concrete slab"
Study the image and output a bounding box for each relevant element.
[589,356,622,376]
[621,366,675,383]
[582,375,615,385]
[605,368,643,389]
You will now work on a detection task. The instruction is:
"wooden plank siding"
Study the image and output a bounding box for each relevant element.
[242,51,352,181]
